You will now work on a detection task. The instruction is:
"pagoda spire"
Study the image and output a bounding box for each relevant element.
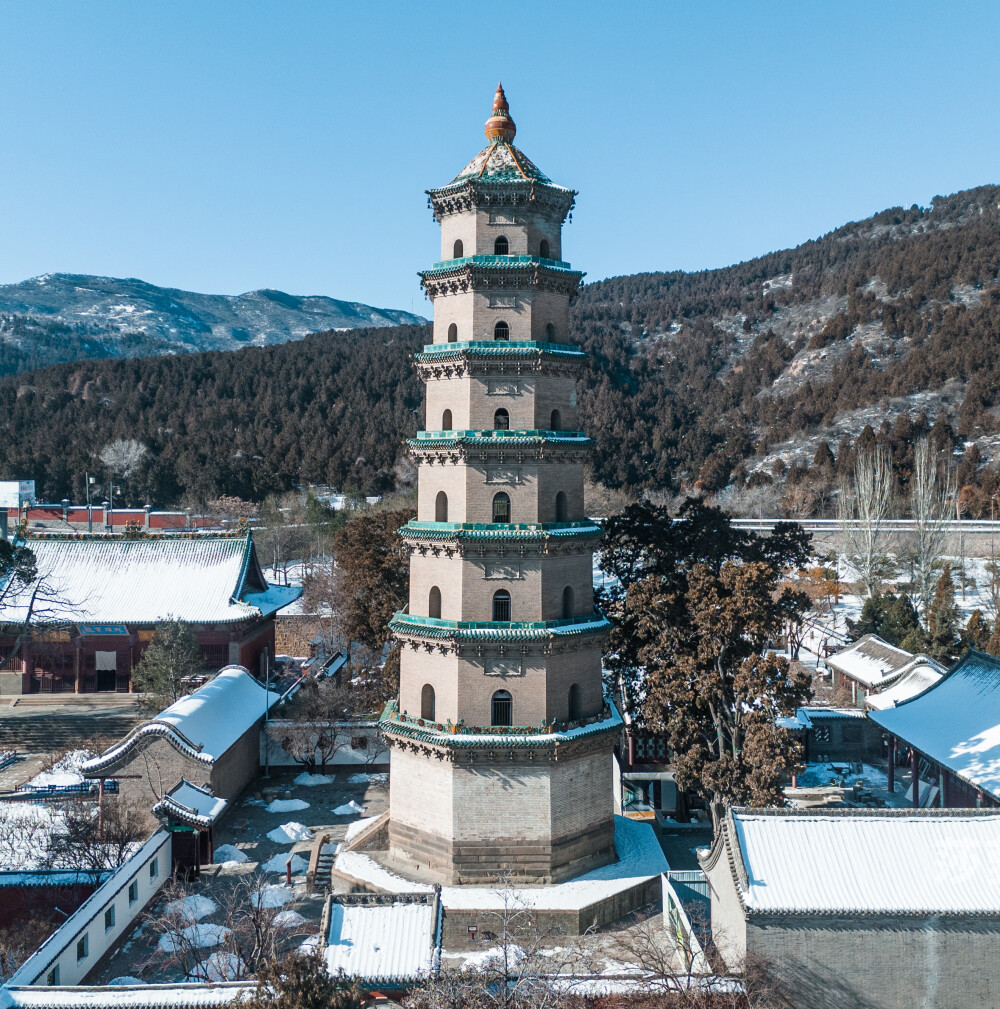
[484,82,516,142]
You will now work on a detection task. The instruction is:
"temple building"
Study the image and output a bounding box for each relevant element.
[379,85,620,884]
[0,532,300,693]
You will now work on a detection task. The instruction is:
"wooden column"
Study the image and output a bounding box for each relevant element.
[911,747,919,808]
[887,736,895,793]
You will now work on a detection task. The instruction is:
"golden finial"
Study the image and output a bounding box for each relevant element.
[484,82,516,142]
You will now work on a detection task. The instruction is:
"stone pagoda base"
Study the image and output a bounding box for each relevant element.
[332,813,667,940]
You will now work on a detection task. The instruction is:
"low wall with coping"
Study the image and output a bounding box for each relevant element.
[6,830,171,987]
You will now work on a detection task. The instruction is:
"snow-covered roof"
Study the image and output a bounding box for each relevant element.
[869,649,1000,797]
[865,656,945,711]
[787,707,866,730]
[827,634,914,688]
[0,533,300,626]
[325,896,438,985]
[82,667,280,774]
[716,808,1000,915]
[0,984,250,1009]
[152,781,227,828]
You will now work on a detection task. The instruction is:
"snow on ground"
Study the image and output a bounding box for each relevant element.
[273,910,307,928]
[108,977,146,986]
[333,800,366,816]
[798,762,893,790]
[344,816,378,843]
[28,749,93,787]
[461,944,526,970]
[266,798,310,813]
[164,895,218,922]
[293,772,336,786]
[252,885,293,908]
[187,952,242,982]
[346,772,388,785]
[211,844,249,865]
[266,822,312,843]
[157,924,230,951]
[0,801,64,870]
[261,852,308,875]
[334,816,667,910]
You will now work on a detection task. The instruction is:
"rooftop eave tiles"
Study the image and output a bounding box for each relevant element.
[389,611,611,642]
[414,340,585,361]
[408,430,591,449]
[401,520,602,542]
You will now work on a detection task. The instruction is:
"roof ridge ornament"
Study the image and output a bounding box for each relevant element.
[485,82,516,142]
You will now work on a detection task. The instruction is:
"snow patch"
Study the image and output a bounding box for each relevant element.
[273,910,307,928]
[266,798,310,813]
[157,923,230,951]
[211,844,248,865]
[267,821,312,843]
[252,884,293,908]
[188,951,243,982]
[292,772,336,786]
[261,852,308,875]
[333,800,366,816]
[165,894,218,922]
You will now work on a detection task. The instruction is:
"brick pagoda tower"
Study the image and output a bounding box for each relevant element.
[380,85,619,885]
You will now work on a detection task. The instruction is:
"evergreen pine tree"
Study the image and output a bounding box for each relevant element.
[132,619,203,714]
[926,565,960,663]
[963,609,992,651]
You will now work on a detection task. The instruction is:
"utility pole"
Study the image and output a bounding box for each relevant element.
[86,473,95,533]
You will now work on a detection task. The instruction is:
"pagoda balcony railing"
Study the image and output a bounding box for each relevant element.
[411,428,589,441]
[404,520,599,533]
[426,254,572,271]
[390,610,610,636]
[379,697,622,741]
[416,339,585,356]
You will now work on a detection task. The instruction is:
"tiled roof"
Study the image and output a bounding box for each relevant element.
[827,634,915,688]
[152,780,227,828]
[721,807,1000,915]
[439,139,569,188]
[865,656,945,710]
[402,520,601,543]
[0,534,300,625]
[414,339,586,362]
[869,648,1000,798]
[389,611,611,643]
[1,984,250,1008]
[324,897,438,985]
[82,666,281,773]
[408,429,590,450]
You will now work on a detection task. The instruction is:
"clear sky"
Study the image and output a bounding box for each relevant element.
[2,1,998,315]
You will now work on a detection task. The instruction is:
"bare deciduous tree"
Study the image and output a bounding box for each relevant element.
[909,438,953,623]
[839,444,895,597]
[138,873,315,981]
[99,439,149,479]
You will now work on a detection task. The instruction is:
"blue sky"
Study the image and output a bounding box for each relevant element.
[1,1,998,315]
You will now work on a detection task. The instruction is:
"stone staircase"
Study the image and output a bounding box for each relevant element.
[0,709,140,752]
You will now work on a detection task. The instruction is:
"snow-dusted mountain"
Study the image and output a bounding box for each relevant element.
[0,273,425,373]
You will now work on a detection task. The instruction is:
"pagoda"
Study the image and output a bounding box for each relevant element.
[379,85,620,885]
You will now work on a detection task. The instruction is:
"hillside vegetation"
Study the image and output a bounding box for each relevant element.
[5,184,1000,509]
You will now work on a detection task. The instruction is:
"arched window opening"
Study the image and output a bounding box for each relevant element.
[494,320,510,341]
[555,491,568,522]
[428,586,442,619]
[494,235,509,256]
[568,683,581,721]
[492,492,510,524]
[453,239,464,259]
[447,322,458,343]
[493,408,510,431]
[545,322,556,342]
[492,589,511,622]
[539,239,550,259]
[435,490,448,523]
[441,409,452,431]
[562,585,575,619]
[491,689,513,727]
[421,683,436,721]
[550,409,562,431]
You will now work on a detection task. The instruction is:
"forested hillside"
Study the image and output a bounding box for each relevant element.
[5,184,1000,509]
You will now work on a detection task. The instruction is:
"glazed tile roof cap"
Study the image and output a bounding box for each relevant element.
[725,807,1000,915]
[865,656,945,710]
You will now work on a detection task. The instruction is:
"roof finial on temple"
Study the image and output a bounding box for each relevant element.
[485,82,516,142]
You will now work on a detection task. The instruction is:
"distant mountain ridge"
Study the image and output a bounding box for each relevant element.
[0,273,425,375]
